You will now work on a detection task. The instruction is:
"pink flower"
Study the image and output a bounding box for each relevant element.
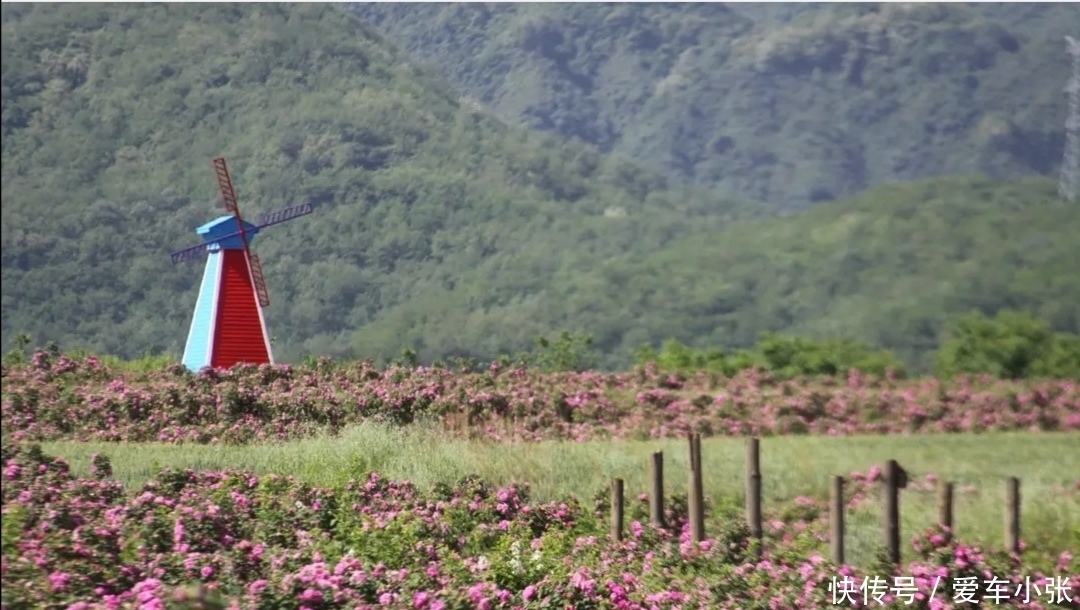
[48,571,71,592]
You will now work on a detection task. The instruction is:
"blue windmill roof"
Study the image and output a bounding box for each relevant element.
[195,215,261,250]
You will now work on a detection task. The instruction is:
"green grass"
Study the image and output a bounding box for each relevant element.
[42,426,1080,570]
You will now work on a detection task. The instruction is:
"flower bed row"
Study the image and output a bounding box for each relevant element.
[2,441,1077,609]
[2,353,1078,445]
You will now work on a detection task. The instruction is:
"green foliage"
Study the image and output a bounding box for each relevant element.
[637,333,906,379]
[936,310,1080,380]
[350,3,1073,208]
[523,331,598,373]
[99,352,178,374]
[165,585,229,610]
[643,307,1080,381]
[609,177,1080,373]
[2,5,1079,375]
[392,347,420,368]
[1,333,32,366]
[0,502,27,558]
[0,2,755,371]
[1033,333,1080,380]
[755,334,906,379]
[634,339,758,378]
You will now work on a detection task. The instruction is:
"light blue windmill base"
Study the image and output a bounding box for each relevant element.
[182,250,222,372]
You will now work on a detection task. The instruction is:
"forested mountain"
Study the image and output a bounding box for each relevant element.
[349,2,1077,208]
[603,176,1080,371]
[0,2,758,367]
[2,3,1078,372]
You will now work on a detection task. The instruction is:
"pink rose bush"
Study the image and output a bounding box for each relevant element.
[2,353,1078,445]
[3,352,1078,608]
[3,442,1077,609]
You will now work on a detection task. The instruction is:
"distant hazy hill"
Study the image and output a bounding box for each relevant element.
[2,4,1077,372]
[350,2,1077,208]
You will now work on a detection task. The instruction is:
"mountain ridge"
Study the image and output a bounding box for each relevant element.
[348,2,1076,208]
[1,3,1077,372]
[0,3,758,365]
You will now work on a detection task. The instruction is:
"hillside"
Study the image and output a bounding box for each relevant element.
[598,175,1080,371]
[349,2,1077,208]
[0,3,755,365]
[2,4,1079,373]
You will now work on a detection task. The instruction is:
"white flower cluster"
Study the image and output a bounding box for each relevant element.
[507,540,544,575]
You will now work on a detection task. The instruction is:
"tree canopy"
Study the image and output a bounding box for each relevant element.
[352,3,1074,208]
[2,4,1078,374]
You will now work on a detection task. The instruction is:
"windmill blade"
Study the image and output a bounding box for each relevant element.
[170,241,212,265]
[248,251,271,308]
[257,202,314,228]
[170,228,253,264]
[170,203,316,266]
[212,157,240,216]
[171,236,271,306]
[169,225,250,264]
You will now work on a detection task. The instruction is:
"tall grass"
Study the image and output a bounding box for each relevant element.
[42,426,1080,569]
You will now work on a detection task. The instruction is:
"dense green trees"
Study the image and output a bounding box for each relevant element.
[635,334,907,380]
[629,309,1080,381]
[2,4,1078,375]
[351,3,1074,208]
[935,310,1080,380]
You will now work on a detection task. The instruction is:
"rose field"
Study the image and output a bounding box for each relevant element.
[2,352,1079,609]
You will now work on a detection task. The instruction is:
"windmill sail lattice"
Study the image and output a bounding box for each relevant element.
[172,157,314,371]
[213,157,271,307]
[214,158,240,214]
[249,253,270,309]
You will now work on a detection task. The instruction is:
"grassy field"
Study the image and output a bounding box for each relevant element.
[42,425,1080,569]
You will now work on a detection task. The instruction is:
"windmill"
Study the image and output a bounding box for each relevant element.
[171,157,314,372]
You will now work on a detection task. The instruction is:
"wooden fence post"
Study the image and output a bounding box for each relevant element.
[830,475,845,565]
[611,478,625,542]
[1005,477,1020,555]
[883,460,903,566]
[938,480,953,540]
[650,451,665,528]
[746,437,763,559]
[688,432,705,543]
